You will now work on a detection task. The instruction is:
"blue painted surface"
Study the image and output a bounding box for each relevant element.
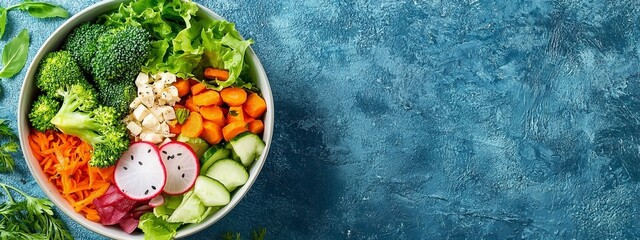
[1,0,639,239]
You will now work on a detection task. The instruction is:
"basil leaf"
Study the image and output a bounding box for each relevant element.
[0,29,30,78]
[0,8,6,39]
[13,2,69,18]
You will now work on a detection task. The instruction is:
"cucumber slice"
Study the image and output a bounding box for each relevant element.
[205,159,249,192]
[200,157,226,175]
[167,190,206,223]
[202,145,231,164]
[177,134,209,159]
[194,176,230,207]
[229,132,265,167]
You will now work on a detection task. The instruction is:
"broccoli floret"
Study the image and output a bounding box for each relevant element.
[28,95,60,132]
[62,23,110,74]
[49,84,130,167]
[91,25,151,86]
[35,51,88,96]
[97,80,137,117]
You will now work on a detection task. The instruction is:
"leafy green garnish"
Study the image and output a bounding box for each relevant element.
[176,108,190,124]
[222,228,267,240]
[0,182,72,239]
[0,119,18,173]
[0,29,30,79]
[6,1,69,19]
[0,7,6,39]
[139,212,181,240]
[0,141,18,173]
[0,1,68,39]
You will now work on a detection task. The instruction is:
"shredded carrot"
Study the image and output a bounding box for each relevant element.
[29,130,115,222]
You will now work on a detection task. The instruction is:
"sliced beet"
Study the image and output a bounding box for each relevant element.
[118,214,140,234]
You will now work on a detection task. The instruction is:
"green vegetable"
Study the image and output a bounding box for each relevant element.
[100,0,253,90]
[49,83,130,167]
[0,1,67,39]
[35,50,87,96]
[0,29,29,79]
[0,120,17,173]
[138,212,181,240]
[91,25,151,87]
[6,1,69,19]
[0,182,72,239]
[153,194,184,218]
[0,7,6,39]
[197,21,253,90]
[222,228,267,240]
[176,108,190,124]
[28,94,60,132]
[176,134,209,159]
[166,190,206,223]
[97,80,137,117]
[62,23,109,74]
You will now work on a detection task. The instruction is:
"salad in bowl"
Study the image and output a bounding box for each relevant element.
[18,0,272,239]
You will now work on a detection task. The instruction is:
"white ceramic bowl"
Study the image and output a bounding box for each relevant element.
[17,1,273,239]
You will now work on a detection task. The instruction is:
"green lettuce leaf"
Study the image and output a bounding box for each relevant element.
[100,0,253,88]
[153,194,184,219]
[138,212,181,240]
[197,21,253,90]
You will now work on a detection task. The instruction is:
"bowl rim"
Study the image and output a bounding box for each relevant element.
[16,1,274,239]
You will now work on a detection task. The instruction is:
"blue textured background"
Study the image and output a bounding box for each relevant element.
[1,0,640,239]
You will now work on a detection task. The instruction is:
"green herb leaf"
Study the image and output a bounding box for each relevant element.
[229,110,238,117]
[0,119,17,173]
[8,2,69,19]
[221,228,267,240]
[0,141,18,173]
[0,29,30,78]
[0,8,6,39]
[0,119,16,139]
[251,228,267,240]
[176,108,190,124]
[0,182,72,239]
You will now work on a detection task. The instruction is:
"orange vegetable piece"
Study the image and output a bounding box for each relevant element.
[243,93,267,118]
[220,87,247,107]
[185,96,200,112]
[200,105,226,126]
[193,90,222,106]
[204,68,230,81]
[201,121,223,145]
[226,106,245,124]
[167,120,182,134]
[182,112,204,138]
[173,78,191,97]
[248,120,264,134]
[28,131,115,221]
[222,121,249,141]
[191,82,207,95]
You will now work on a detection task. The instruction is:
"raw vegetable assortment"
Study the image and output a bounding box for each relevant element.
[27,0,267,238]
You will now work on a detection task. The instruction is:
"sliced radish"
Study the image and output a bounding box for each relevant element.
[114,142,167,201]
[159,142,199,195]
[148,194,165,207]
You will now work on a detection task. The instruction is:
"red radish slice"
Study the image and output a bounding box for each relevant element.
[114,142,167,201]
[149,194,165,207]
[159,142,199,195]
